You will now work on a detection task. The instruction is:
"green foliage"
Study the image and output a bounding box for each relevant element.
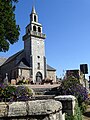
[17,80,24,85]
[65,114,74,120]
[15,86,33,101]
[0,84,33,102]
[62,76,80,89]
[17,79,29,85]
[60,76,88,105]
[66,100,82,120]
[0,0,20,52]
[0,85,16,102]
[80,102,87,114]
[74,101,82,120]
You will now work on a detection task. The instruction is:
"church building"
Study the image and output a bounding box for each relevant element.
[0,6,56,83]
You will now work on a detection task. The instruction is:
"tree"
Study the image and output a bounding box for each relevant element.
[0,0,20,52]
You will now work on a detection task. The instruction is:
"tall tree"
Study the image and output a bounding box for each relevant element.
[0,0,20,52]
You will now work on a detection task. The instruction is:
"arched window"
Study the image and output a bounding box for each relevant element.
[34,15,36,22]
[38,27,41,32]
[33,26,36,31]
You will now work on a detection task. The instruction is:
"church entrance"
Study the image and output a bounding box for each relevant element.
[36,72,42,83]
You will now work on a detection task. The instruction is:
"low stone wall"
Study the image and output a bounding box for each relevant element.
[55,95,76,116]
[0,99,65,120]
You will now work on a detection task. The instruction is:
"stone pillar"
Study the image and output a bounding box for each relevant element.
[55,95,76,116]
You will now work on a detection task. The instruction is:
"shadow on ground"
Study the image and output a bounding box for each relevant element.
[83,112,90,117]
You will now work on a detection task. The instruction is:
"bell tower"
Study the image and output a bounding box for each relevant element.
[23,6,46,83]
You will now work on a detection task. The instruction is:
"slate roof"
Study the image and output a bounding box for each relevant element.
[2,50,24,65]
[47,64,56,71]
[16,58,30,69]
[0,49,56,71]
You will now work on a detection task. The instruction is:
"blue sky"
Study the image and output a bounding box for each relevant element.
[1,0,90,78]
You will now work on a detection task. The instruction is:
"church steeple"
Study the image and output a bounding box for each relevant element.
[23,6,46,83]
[30,6,38,23]
[23,6,46,39]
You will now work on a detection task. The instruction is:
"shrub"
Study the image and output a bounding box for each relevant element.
[59,76,88,105]
[80,102,87,114]
[0,84,33,102]
[17,79,29,85]
[0,84,16,102]
[15,86,33,101]
[17,80,24,85]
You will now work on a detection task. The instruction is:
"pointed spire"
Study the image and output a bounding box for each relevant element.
[32,6,36,14]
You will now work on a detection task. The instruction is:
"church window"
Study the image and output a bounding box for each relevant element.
[37,56,40,59]
[34,15,36,22]
[33,26,36,31]
[37,63,40,69]
[38,27,41,32]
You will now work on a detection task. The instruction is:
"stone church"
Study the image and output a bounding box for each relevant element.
[0,6,56,83]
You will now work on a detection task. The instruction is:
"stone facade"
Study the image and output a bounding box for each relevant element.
[20,69,30,79]
[0,50,24,81]
[47,70,56,83]
[30,37,45,82]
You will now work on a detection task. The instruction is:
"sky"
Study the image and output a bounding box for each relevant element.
[1,0,90,79]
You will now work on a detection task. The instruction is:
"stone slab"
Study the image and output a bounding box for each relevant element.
[28,99,62,115]
[8,102,27,117]
[0,102,8,117]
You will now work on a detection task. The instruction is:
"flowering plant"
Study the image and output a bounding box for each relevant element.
[0,84,33,102]
[15,86,33,101]
[60,76,88,105]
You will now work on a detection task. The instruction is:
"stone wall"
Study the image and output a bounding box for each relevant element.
[0,99,65,120]
[21,69,30,79]
[31,37,45,82]
[47,70,56,83]
[0,50,24,81]
[55,95,76,116]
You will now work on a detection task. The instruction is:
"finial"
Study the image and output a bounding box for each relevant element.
[32,6,36,14]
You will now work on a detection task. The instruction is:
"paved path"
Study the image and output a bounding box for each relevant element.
[82,105,90,120]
